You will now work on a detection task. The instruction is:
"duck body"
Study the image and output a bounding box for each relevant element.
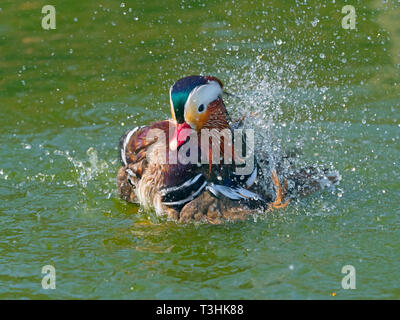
[117,120,199,216]
[117,75,339,223]
[117,118,267,221]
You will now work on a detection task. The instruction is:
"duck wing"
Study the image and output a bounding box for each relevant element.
[119,120,173,168]
[118,120,174,203]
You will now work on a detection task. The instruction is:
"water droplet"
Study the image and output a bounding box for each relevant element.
[311,18,319,27]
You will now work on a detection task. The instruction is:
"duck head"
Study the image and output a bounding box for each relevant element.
[169,75,229,149]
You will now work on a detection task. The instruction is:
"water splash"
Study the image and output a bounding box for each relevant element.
[54,147,112,190]
[224,58,340,197]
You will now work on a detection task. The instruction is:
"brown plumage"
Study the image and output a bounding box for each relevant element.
[117,75,340,223]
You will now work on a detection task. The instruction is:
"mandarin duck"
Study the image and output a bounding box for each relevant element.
[117,75,338,223]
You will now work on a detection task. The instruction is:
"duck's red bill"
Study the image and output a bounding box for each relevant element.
[170,122,192,150]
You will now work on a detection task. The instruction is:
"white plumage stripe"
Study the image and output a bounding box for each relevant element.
[245,167,258,188]
[121,127,140,166]
[206,184,263,202]
[162,180,207,206]
[160,173,203,196]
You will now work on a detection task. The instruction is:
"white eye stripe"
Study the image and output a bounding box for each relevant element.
[185,81,223,112]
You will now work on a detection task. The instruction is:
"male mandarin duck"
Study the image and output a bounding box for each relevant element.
[117,75,339,223]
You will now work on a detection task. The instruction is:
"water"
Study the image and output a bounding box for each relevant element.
[0,0,399,299]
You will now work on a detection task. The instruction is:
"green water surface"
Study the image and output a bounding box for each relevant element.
[0,0,399,299]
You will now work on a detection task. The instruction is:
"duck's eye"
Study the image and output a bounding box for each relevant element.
[198,104,205,112]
